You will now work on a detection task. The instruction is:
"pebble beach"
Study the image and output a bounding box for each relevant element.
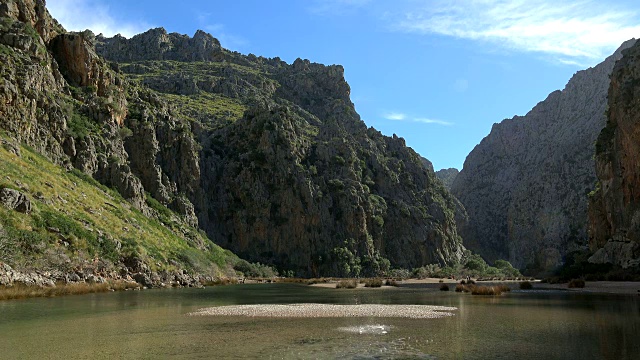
[188,303,457,319]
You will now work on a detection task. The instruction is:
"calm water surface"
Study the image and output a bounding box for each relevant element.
[0,283,639,359]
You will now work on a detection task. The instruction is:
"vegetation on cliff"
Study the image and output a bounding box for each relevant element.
[92,28,467,277]
[0,0,465,281]
[0,135,241,285]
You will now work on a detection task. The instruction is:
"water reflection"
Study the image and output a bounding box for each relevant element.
[0,284,638,359]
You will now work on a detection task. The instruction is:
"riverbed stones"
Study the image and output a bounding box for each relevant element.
[189,304,458,319]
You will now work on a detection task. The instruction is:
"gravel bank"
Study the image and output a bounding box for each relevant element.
[188,303,457,319]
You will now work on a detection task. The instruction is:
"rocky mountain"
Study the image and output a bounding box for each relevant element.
[435,168,458,190]
[0,0,464,279]
[0,0,254,288]
[451,40,636,273]
[588,41,640,269]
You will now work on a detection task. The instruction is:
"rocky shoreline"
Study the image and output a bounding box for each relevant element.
[0,262,221,290]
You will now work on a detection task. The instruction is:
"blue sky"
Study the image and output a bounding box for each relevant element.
[47,0,640,170]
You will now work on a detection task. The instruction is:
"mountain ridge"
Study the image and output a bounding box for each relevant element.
[0,0,465,281]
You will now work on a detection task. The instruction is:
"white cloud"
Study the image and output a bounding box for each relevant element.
[383,112,407,120]
[393,0,640,65]
[47,0,151,38]
[383,112,453,125]
[413,118,454,126]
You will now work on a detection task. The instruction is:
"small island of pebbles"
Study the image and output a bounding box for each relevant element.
[188,303,457,319]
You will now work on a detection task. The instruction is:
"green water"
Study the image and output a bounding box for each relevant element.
[0,284,638,359]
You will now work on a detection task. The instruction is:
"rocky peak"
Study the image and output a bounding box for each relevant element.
[420,157,435,173]
[95,27,223,63]
[0,0,64,43]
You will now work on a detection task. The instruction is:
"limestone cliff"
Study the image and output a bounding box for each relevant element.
[0,2,465,277]
[0,0,239,284]
[95,29,465,276]
[588,41,640,268]
[451,40,636,272]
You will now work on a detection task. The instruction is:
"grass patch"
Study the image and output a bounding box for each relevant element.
[0,281,140,301]
[336,279,357,289]
[0,135,236,277]
[363,278,383,288]
[305,278,330,285]
[385,279,398,287]
[469,285,511,296]
[201,278,239,286]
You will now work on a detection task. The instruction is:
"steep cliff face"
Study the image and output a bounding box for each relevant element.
[0,2,465,277]
[96,29,465,276]
[588,42,640,269]
[451,40,636,272]
[0,0,239,283]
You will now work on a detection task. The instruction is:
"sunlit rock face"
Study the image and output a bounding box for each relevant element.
[452,40,636,273]
[0,0,466,277]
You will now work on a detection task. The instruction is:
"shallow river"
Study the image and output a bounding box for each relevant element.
[1,283,638,359]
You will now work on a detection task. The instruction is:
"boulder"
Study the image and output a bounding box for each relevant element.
[132,272,154,288]
[0,187,31,213]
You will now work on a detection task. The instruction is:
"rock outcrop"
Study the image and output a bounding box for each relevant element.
[95,28,223,63]
[588,41,640,269]
[0,187,31,213]
[435,168,458,190]
[451,40,636,273]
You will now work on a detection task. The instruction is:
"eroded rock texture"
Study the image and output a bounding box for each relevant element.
[588,41,640,268]
[0,2,465,276]
[451,40,636,272]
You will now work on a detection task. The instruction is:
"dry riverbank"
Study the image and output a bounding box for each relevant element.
[535,281,640,295]
[309,278,640,295]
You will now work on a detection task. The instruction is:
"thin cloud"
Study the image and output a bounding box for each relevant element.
[383,112,407,120]
[413,118,454,126]
[393,0,640,65]
[453,78,469,92]
[47,0,151,38]
[383,112,453,126]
